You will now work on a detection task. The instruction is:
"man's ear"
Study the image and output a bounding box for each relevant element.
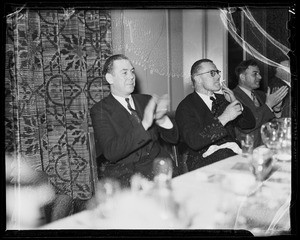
[239,73,245,82]
[105,73,113,85]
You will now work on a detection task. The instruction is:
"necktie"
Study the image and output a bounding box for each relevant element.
[251,91,260,107]
[125,98,141,123]
[210,96,218,117]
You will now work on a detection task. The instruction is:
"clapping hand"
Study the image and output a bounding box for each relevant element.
[155,94,170,126]
[155,94,169,119]
[271,86,283,109]
[265,86,288,109]
[142,94,170,130]
[142,96,157,130]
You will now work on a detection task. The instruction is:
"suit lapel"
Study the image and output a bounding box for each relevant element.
[253,90,264,106]
[132,95,145,119]
[107,94,134,128]
[191,92,226,117]
[191,92,211,114]
[236,86,256,107]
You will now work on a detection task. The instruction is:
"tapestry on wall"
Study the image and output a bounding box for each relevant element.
[5,8,112,200]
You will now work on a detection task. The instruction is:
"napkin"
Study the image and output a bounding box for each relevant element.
[202,142,242,158]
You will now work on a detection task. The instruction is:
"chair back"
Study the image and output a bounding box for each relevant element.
[87,132,99,196]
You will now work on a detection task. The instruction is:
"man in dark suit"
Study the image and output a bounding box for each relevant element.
[175,59,255,171]
[233,59,288,148]
[90,54,178,187]
[268,60,291,118]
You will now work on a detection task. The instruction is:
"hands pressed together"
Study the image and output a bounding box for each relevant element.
[142,94,171,130]
[265,86,288,110]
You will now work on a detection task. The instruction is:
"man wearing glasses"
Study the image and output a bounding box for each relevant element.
[175,59,255,171]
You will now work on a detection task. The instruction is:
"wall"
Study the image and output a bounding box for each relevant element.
[182,10,206,97]
[111,9,226,110]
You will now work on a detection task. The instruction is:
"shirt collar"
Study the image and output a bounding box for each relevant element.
[196,91,215,100]
[111,93,134,112]
[196,91,215,110]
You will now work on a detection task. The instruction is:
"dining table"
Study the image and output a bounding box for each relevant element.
[40,147,292,237]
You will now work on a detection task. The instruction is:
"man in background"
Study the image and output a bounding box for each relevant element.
[233,59,288,148]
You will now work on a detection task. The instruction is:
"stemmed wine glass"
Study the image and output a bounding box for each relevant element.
[248,147,274,196]
[260,121,281,154]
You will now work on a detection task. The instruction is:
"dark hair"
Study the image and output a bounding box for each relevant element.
[235,59,258,79]
[190,59,213,85]
[102,54,130,75]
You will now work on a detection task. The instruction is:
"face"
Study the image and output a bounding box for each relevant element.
[241,65,262,90]
[194,62,221,94]
[106,59,136,97]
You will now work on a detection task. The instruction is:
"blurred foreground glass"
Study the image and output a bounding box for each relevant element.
[153,157,173,187]
[152,158,183,226]
[95,178,121,218]
[241,133,254,158]
[249,147,274,183]
[260,121,281,153]
[275,118,291,161]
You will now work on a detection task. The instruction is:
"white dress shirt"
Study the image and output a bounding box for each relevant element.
[112,94,135,113]
[196,91,215,111]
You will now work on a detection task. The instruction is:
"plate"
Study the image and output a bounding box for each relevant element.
[274,153,291,162]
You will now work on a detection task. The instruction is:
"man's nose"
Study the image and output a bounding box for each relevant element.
[128,72,135,79]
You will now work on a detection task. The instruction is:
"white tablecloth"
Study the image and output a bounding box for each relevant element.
[40,153,292,236]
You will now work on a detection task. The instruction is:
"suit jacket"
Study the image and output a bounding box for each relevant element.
[232,86,275,148]
[175,91,255,171]
[90,93,179,186]
[269,76,291,118]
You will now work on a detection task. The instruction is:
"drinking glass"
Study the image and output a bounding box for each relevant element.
[95,178,121,218]
[275,118,291,161]
[249,147,274,190]
[241,133,254,158]
[260,121,281,153]
[153,157,173,186]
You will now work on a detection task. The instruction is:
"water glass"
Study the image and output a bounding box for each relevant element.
[249,147,273,182]
[276,118,291,161]
[95,178,121,218]
[153,157,173,185]
[241,133,254,158]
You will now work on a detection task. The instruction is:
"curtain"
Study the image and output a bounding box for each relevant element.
[5,8,112,200]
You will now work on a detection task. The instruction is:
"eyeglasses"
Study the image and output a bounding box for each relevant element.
[196,70,221,77]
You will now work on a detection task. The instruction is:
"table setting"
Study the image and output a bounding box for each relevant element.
[40,118,292,236]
